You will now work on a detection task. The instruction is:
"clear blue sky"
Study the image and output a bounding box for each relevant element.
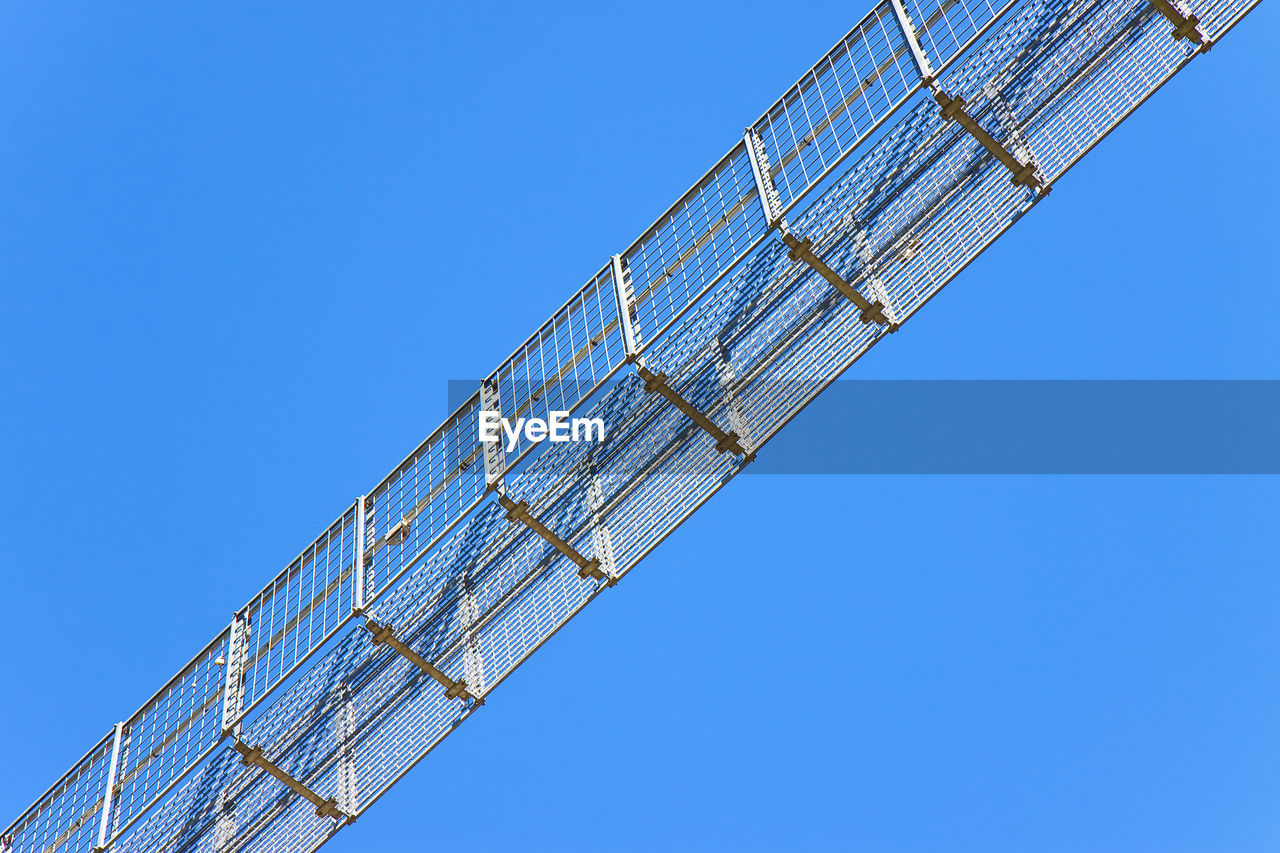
[1,2,1277,851]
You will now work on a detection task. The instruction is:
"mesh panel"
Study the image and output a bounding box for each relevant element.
[111,633,231,841]
[908,0,1006,70]
[4,736,114,853]
[753,1,922,210]
[622,141,770,348]
[488,264,628,468]
[238,507,359,719]
[364,398,486,604]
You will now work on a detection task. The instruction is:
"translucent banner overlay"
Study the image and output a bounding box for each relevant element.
[453,380,1280,474]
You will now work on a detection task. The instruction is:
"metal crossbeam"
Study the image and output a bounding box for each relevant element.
[933,89,1045,192]
[232,742,344,821]
[780,230,898,330]
[363,618,476,701]
[636,364,750,457]
[497,494,606,581]
[1149,0,1208,44]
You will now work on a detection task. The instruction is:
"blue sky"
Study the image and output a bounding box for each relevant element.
[1,2,1277,851]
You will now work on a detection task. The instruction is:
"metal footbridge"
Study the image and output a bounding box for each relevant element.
[2,0,1260,848]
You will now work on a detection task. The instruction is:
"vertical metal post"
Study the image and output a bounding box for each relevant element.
[480,379,505,494]
[220,613,246,738]
[611,253,640,362]
[743,129,784,228]
[340,680,359,818]
[888,0,935,82]
[460,574,485,697]
[353,496,367,614]
[93,722,124,851]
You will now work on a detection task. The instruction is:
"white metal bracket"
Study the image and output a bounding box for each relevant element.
[233,741,345,820]
[714,340,755,459]
[850,225,900,328]
[743,129,785,229]
[384,517,412,545]
[459,576,486,694]
[585,475,619,586]
[339,681,359,820]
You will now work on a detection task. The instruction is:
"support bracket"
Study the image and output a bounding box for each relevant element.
[636,364,751,458]
[233,741,345,820]
[849,224,901,328]
[933,89,1046,193]
[714,340,756,458]
[339,681,359,821]
[458,576,486,694]
[497,494,607,581]
[363,618,476,702]
[1148,0,1208,46]
[780,230,898,331]
[385,517,411,545]
[585,475,620,586]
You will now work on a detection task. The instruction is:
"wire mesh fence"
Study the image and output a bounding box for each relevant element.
[2,735,115,853]
[486,264,629,469]
[753,0,922,212]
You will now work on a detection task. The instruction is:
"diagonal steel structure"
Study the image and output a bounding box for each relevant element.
[1,0,1259,848]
